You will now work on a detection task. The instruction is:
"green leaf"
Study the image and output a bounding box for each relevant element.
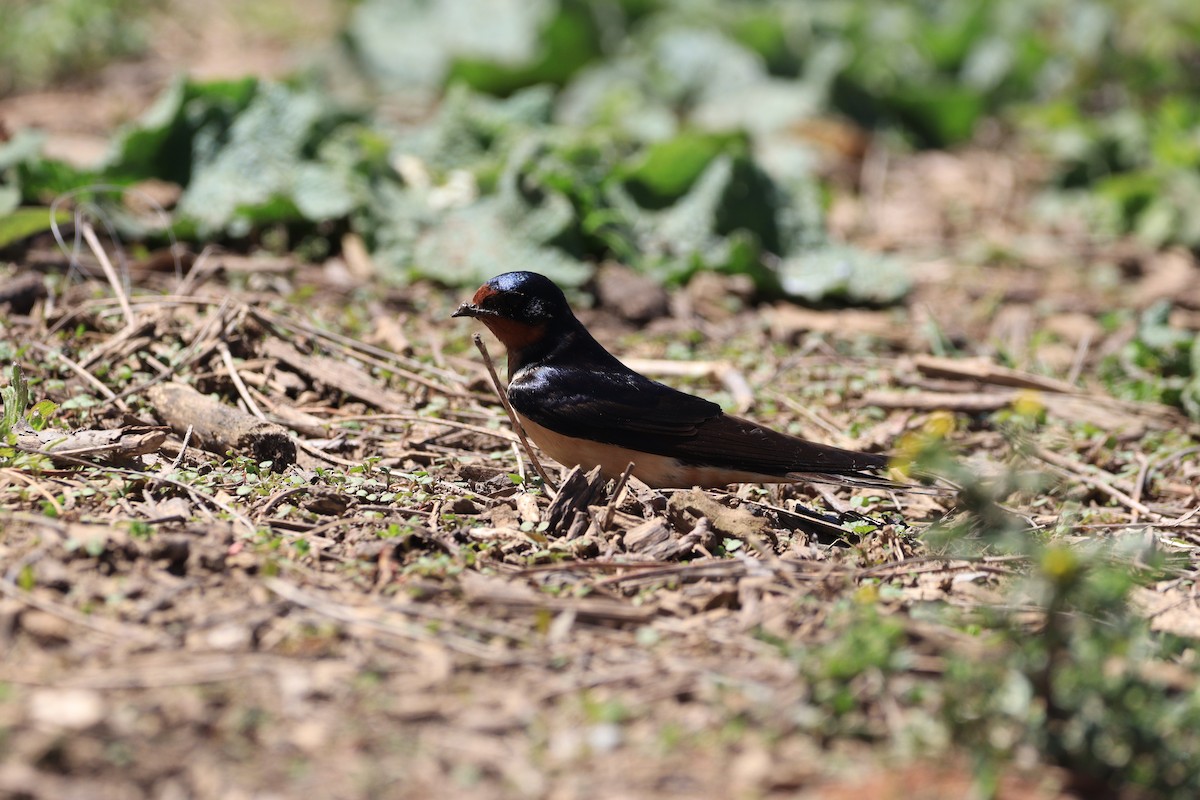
[0,128,98,206]
[612,154,737,284]
[778,243,911,306]
[105,76,260,184]
[0,129,47,172]
[175,83,356,234]
[349,0,592,94]
[620,132,743,209]
[0,207,73,249]
[28,400,57,432]
[1182,334,1200,421]
[884,83,987,148]
[0,185,18,217]
[448,0,602,94]
[16,564,34,591]
[2,364,31,442]
[409,196,589,288]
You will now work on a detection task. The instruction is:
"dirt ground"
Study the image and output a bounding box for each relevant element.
[2,3,1200,799]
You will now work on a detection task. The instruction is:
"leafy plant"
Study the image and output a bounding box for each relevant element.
[0,364,31,441]
[1034,100,1200,247]
[0,0,158,93]
[896,429,1200,796]
[1099,302,1199,417]
[345,0,605,95]
[942,542,1200,798]
[0,364,55,469]
[6,0,1200,297]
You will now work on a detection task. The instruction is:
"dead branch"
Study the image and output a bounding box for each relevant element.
[14,424,167,466]
[912,354,1079,394]
[145,382,296,469]
[860,390,1011,412]
[1034,445,1162,520]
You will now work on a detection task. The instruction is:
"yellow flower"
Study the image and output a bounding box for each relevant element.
[923,410,956,438]
[1041,546,1081,585]
[1012,390,1045,420]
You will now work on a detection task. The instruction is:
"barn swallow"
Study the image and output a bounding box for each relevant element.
[453,271,904,490]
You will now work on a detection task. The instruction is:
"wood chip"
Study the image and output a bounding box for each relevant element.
[667,489,768,540]
[624,519,673,553]
[544,466,607,536]
[263,339,408,414]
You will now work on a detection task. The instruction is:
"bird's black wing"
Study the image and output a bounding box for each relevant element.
[508,364,890,479]
[508,364,723,449]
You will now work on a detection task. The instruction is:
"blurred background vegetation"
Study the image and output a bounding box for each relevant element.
[3,0,1200,296]
[0,0,160,93]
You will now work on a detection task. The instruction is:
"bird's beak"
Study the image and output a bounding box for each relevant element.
[452,302,500,319]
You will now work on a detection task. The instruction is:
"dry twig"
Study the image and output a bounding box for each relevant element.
[472,333,557,493]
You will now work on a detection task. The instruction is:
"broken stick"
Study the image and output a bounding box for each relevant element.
[145,382,296,469]
[15,425,167,466]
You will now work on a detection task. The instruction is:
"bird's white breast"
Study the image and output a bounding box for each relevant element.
[515,413,778,489]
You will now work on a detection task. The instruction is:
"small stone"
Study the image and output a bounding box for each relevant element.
[18,609,72,644]
[304,492,351,515]
[29,688,104,730]
[203,623,253,651]
[595,263,668,323]
[587,723,623,753]
[515,494,540,525]
[449,496,480,515]
[353,540,388,560]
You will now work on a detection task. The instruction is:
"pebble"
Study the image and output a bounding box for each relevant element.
[28,688,104,730]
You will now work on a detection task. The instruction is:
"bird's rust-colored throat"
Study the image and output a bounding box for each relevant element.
[479,317,545,351]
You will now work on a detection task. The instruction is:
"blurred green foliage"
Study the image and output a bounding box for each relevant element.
[1033,99,1200,247]
[939,537,1200,798]
[3,0,1200,287]
[0,365,55,469]
[783,539,1200,797]
[795,434,1200,797]
[0,0,159,93]
[1098,302,1200,414]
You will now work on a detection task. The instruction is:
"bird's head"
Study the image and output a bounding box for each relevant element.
[452,271,573,351]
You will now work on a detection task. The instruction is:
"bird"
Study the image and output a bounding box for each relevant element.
[453,270,907,491]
